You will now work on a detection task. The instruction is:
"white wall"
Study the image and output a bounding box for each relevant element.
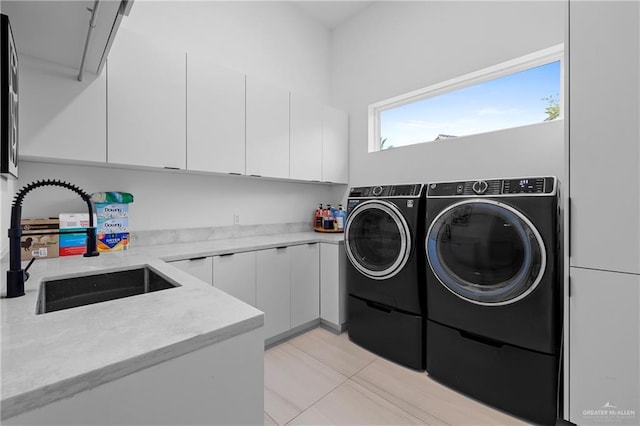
[18,161,339,231]
[11,1,346,235]
[332,1,567,186]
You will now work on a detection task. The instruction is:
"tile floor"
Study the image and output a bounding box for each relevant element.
[264,327,531,425]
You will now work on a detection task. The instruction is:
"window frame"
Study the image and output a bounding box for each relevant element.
[368,44,565,152]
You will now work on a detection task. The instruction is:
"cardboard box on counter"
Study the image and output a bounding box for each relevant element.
[20,218,59,261]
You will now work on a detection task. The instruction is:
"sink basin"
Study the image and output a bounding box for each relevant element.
[37,267,180,314]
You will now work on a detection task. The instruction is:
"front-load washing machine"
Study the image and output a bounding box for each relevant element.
[345,183,426,370]
[424,176,562,425]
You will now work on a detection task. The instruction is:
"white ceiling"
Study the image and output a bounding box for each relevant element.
[291,1,374,29]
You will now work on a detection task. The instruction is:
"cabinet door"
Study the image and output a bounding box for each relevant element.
[256,247,291,340]
[290,243,320,328]
[187,54,245,175]
[19,56,106,163]
[569,1,640,273]
[107,29,186,169]
[569,267,639,424]
[245,77,290,179]
[212,252,256,306]
[290,94,322,181]
[320,243,348,327]
[169,257,213,286]
[321,107,349,184]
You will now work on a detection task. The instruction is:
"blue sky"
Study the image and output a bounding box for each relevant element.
[380,61,561,148]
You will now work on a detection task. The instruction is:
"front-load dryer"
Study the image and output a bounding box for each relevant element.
[345,183,426,370]
[424,176,562,425]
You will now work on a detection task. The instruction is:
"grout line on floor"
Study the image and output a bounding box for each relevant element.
[282,373,350,425]
[285,327,380,379]
[347,354,379,379]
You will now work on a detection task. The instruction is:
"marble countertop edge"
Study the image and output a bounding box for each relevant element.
[1,313,263,420]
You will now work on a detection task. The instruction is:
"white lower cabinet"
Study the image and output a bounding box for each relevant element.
[212,252,257,307]
[6,329,264,425]
[320,243,348,330]
[256,247,292,340]
[569,267,640,424]
[319,243,348,329]
[168,257,213,286]
[167,242,329,344]
[290,243,320,328]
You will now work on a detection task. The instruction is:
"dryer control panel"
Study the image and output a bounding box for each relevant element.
[427,177,556,197]
[349,184,424,198]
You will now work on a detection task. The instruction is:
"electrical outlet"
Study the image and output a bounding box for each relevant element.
[233,214,240,225]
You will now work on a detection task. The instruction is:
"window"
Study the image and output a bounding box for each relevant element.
[369,45,564,152]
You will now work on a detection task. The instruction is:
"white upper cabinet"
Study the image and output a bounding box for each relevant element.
[569,1,640,274]
[19,56,106,163]
[245,77,290,179]
[290,94,322,181]
[107,29,186,169]
[186,54,246,175]
[322,106,349,184]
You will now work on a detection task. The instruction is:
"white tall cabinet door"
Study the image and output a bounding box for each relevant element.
[320,243,348,328]
[290,243,320,328]
[186,55,245,175]
[569,1,640,274]
[19,56,106,163]
[290,94,322,181]
[569,268,639,424]
[168,257,213,286]
[256,248,291,339]
[321,106,349,184]
[107,30,186,169]
[212,252,257,306]
[245,77,290,179]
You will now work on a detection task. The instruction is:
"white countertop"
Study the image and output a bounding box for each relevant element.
[1,231,344,420]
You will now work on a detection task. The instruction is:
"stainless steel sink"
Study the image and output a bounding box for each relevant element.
[36,267,180,314]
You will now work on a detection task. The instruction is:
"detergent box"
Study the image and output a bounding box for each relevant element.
[95,202,130,252]
[97,232,130,252]
[59,213,97,257]
[20,218,59,261]
[95,203,129,219]
[97,217,129,234]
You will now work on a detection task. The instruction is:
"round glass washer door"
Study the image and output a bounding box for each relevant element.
[345,200,411,280]
[426,199,546,305]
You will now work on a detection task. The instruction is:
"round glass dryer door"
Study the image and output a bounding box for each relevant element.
[426,199,546,305]
[345,200,411,280]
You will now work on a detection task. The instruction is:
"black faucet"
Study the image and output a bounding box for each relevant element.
[6,179,99,298]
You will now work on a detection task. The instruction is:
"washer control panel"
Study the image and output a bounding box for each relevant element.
[349,183,424,198]
[428,177,556,197]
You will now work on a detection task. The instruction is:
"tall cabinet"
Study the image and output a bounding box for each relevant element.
[568,1,640,423]
[107,29,186,169]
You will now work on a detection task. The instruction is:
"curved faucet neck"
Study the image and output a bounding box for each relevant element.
[6,180,99,298]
